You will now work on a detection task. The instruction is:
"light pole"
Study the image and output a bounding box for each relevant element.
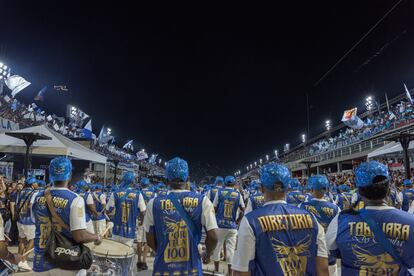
[0,62,11,94]
[325,120,331,131]
[365,96,374,112]
[301,133,306,144]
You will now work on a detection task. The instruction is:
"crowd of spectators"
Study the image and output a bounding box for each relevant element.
[282,99,414,164]
[0,94,163,174]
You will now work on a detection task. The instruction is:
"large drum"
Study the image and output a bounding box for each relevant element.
[86,239,135,276]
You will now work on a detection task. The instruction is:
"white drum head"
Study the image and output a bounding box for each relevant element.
[87,239,134,258]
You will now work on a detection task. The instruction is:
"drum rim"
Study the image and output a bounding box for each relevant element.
[87,239,135,257]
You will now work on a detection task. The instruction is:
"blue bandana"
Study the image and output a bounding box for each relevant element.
[260,163,291,191]
[224,176,236,185]
[308,175,329,191]
[49,157,72,182]
[165,157,189,182]
[355,161,389,188]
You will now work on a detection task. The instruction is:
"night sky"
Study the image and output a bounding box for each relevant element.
[1,1,414,177]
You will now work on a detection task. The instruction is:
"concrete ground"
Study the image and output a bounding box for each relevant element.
[9,246,228,275]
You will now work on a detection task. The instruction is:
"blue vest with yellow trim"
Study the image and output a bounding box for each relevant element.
[286,190,305,206]
[401,189,414,211]
[249,193,264,211]
[112,188,140,238]
[215,188,241,229]
[151,191,203,276]
[246,202,319,275]
[32,189,79,272]
[334,208,414,275]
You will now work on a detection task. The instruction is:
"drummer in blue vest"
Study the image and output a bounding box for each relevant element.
[299,175,340,275]
[91,183,107,236]
[287,178,305,206]
[144,157,218,276]
[400,179,414,211]
[232,163,329,276]
[212,175,245,274]
[245,182,264,214]
[107,171,146,247]
[206,176,224,202]
[16,177,40,271]
[32,157,102,275]
[326,161,414,275]
[137,177,155,271]
[76,180,97,233]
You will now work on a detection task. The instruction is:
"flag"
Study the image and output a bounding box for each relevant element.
[341,107,364,129]
[149,153,158,165]
[3,95,10,103]
[136,149,148,161]
[389,111,396,120]
[122,140,134,151]
[97,125,113,145]
[35,86,47,101]
[82,119,93,139]
[5,75,31,97]
[385,93,390,112]
[404,83,413,104]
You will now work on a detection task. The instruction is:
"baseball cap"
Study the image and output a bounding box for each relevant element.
[165,157,189,182]
[260,163,291,191]
[355,161,389,188]
[308,175,329,191]
[49,157,72,182]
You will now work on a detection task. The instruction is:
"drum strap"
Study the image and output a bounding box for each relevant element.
[358,208,410,270]
[44,188,69,231]
[167,193,200,241]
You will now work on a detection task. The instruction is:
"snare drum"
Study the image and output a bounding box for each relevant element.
[86,239,135,276]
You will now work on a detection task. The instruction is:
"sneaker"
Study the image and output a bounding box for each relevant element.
[136,262,143,271]
[18,261,32,272]
[141,263,148,270]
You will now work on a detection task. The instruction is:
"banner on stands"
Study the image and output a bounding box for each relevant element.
[341,107,364,129]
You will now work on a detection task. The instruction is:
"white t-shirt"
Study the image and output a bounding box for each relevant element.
[144,190,218,233]
[232,200,328,272]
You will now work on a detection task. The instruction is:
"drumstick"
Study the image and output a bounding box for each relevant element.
[23,248,34,257]
[101,222,114,237]
[4,234,11,242]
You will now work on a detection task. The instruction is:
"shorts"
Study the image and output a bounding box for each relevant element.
[93,220,106,236]
[17,222,35,240]
[136,225,146,243]
[112,235,134,247]
[86,220,95,234]
[212,228,237,264]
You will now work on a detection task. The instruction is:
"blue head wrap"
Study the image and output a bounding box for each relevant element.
[25,177,38,186]
[403,179,412,186]
[289,178,300,190]
[165,157,189,182]
[141,178,150,187]
[308,175,329,191]
[214,176,224,185]
[49,157,72,182]
[355,161,389,188]
[122,171,135,186]
[224,176,236,185]
[260,163,291,191]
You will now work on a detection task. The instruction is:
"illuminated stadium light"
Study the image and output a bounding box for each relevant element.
[250,164,253,169]
[325,120,331,131]
[301,133,306,143]
[107,128,112,135]
[0,61,11,81]
[274,150,278,157]
[259,158,263,164]
[365,96,374,111]
[246,166,249,170]
[158,159,162,164]
[254,161,257,167]
[266,154,269,161]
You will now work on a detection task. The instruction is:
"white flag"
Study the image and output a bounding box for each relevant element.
[136,149,148,161]
[5,75,31,97]
[404,83,413,104]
